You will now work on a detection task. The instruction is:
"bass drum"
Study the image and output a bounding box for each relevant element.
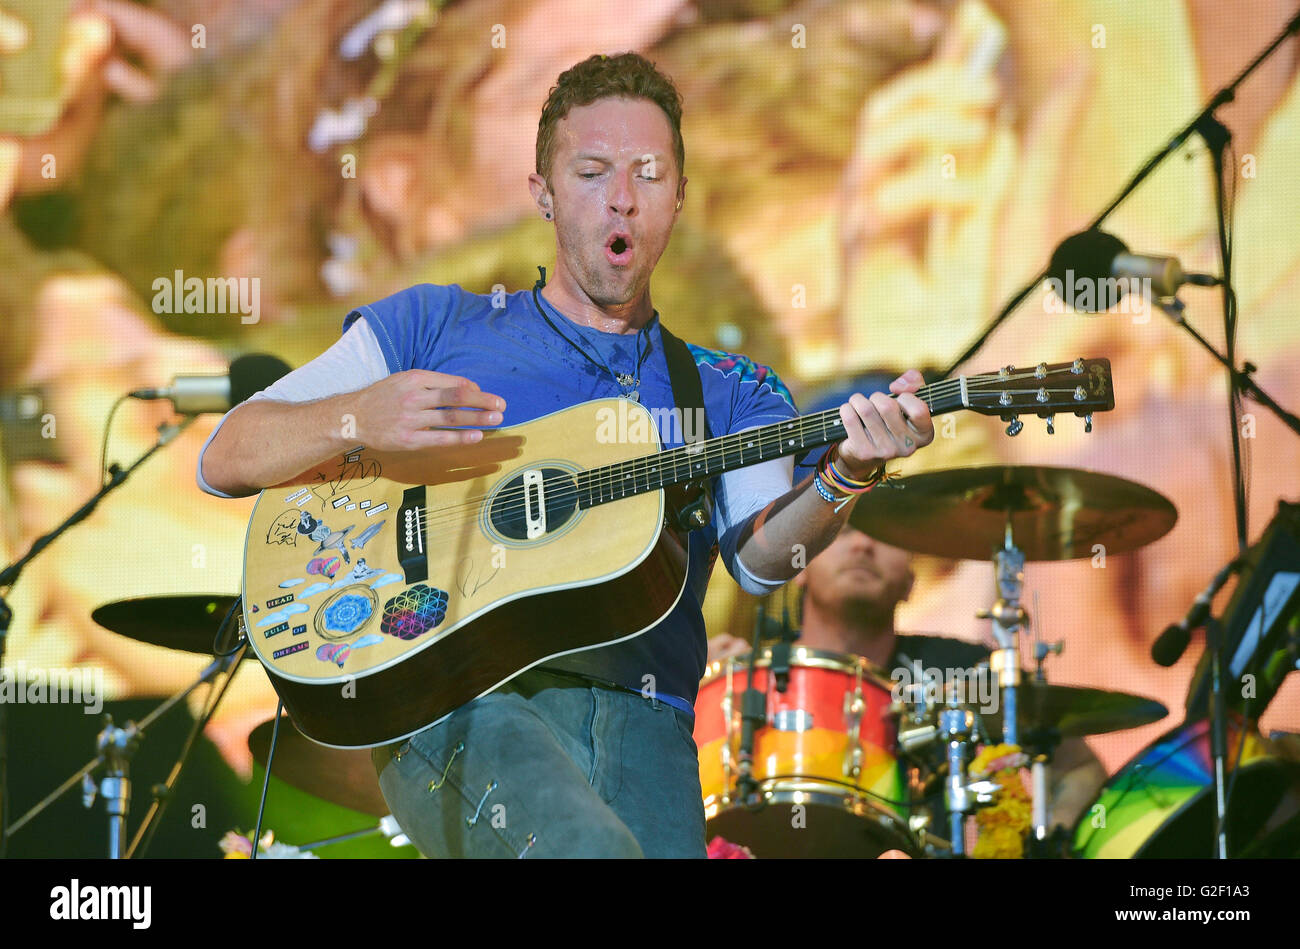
[694,647,916,858]
[1072,717,1300,858]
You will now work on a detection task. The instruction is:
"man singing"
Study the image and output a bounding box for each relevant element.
[200,53,934,857]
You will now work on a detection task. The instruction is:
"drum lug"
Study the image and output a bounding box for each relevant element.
[843,673,866,780]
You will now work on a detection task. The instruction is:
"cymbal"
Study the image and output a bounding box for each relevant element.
[91,595,247,656]
[980,681,1168,740]
[248,717,388,817]
[848,465,1177,561]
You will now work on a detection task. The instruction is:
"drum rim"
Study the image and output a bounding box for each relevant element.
[705,779,918,854]
[701,645,894,688]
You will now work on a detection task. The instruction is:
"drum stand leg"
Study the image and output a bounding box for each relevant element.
[1031,755,1049,841]
[941,706,974,856]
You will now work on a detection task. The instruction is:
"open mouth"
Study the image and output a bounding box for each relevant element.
[605,232,633,265]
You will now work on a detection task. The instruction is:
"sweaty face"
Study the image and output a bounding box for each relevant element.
[803,525,914,613]
[542,97,683,308]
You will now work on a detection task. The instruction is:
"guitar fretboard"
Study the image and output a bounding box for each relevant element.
[574,382,966,508]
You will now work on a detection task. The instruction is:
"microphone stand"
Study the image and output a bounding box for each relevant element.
[941,8,1300,379]
[943,9,1300,861]
[1205,614,1231,859]
[734,605,769,808]
[0,415,196,857]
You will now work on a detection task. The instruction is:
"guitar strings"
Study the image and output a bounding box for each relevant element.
[409,372,1094,528]
[413,379,1094,530]
[403,370,1096,531]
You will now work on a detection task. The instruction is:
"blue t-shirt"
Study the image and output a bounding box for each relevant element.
[343,283,797,707]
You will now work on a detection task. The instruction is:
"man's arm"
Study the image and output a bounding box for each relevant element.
[1048,737,1109,830]
[734,370,934,583]
[200,325,506,497]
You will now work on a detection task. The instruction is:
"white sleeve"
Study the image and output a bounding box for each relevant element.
[714,430,796,595]
[196,319,390,498]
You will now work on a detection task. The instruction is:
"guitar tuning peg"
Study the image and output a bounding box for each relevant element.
[1084,413,1093,433]
[1005,417,1023,437]
[1045,414,1055,435]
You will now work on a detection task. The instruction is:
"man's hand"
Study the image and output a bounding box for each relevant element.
[705,633,750,666]
[833,369,934,479]
[348,369,505,451]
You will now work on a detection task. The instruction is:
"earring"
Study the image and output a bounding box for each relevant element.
[545,212,552,220]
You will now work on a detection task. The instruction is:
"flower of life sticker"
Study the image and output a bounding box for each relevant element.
[314,585,378,642]
[381,584,449,640]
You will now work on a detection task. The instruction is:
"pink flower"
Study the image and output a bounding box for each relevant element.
[707,836,756,859]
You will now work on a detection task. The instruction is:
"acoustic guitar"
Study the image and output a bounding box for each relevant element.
[241,358,1113,747]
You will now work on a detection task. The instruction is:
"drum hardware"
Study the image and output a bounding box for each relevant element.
[939,701,987,856]
[247,715,395,818]
[697,646,915,857]
[7,635,245,856]
[292,814,410,853]
[847,466,1178,562]
[843,662,865,781]
[733,605,772,809]
[92,594,250,657]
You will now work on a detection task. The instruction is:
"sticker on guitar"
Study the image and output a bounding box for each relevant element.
[311,447,382,511]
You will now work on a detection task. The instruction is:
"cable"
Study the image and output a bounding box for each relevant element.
[98,393,131,487]
[250,700,283,861]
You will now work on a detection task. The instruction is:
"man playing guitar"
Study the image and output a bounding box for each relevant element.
[199,52,934,858]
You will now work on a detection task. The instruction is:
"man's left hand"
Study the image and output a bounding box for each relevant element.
[834,369,934,479]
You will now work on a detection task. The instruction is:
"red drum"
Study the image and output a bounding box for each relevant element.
[694,647,916,857]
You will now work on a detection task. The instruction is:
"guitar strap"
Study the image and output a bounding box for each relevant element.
[658,323,711,444]
[658,324,717,546]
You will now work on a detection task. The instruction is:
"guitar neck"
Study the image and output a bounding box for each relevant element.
[575,380,967,509]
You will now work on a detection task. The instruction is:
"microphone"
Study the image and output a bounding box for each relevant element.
[1151,557,1243,667]
[130,353,292,415]
[1048,229,1220,310]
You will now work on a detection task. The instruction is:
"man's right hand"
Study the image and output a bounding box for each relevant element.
[199,369,506,497]
[349,370,505,451]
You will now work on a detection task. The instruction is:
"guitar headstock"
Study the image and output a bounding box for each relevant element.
[963,358,1113,436]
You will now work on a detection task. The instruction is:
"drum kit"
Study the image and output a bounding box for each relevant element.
[9,465,1299,858]
[693,465,1300,859]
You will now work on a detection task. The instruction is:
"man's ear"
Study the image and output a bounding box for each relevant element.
[528,172,553,217]
[359,135,421,223]
[675,175,687,211]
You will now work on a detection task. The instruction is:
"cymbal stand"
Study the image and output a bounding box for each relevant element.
[978,521,1028,746]
[940,701,976,856]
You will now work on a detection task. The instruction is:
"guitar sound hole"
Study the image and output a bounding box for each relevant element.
[489,468,579,541]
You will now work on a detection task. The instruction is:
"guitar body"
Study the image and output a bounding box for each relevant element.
[242,398,689,748]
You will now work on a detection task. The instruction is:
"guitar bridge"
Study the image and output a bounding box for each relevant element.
[397,486,429,583]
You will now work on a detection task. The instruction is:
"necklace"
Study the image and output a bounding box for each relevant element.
[531,286,651,401]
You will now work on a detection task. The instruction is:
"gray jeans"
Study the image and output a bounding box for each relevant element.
[370,668,707,858]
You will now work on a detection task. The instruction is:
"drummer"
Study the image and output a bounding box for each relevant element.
[706,523,1108,832]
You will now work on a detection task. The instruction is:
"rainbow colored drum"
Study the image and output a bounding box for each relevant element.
[1072,717,1300,858]
[693,647,915,857]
